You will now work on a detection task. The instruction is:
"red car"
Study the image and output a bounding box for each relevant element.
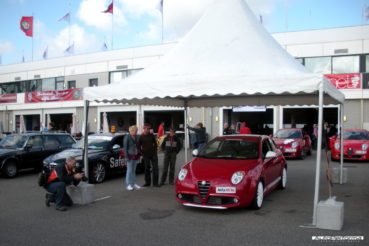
[175,135,287,209]
[273,128,312,159]
[330,129,369,161]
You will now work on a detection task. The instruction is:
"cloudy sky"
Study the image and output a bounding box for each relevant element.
[0,0,367,65]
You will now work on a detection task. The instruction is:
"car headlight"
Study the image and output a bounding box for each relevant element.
[231,171,245,185]
[362,144,368,151]
[334,143,340,150]
[178,168,188,181]
[291,142,299,148]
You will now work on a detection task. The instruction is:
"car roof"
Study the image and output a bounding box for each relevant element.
[215,135,265,141]
[7,132,72,136]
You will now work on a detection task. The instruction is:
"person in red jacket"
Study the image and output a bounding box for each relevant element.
[239,122,251,134]
[157,122,165,137]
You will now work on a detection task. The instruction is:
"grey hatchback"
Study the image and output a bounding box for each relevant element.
[0,132,75,178]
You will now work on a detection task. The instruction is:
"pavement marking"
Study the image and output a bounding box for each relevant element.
[94,196,112,202]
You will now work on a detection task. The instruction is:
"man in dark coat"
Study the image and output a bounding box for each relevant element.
[187,122,207,150]
[139,125,160,187]
[160,128,182,185]
[45,156,84,211]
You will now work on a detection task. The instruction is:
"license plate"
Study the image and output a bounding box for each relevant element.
[355,150,366,154]
[216,187,236,194]
[284,148,296,152]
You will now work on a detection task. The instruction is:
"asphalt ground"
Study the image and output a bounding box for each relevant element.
[0,150,368,246]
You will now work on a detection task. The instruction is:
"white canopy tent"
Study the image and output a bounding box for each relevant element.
[84,0,345,226]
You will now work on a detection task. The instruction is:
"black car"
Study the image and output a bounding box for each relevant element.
[43,133,143,184]
[0,132,76,178]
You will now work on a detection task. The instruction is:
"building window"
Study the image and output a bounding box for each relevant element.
[30,79,42,92]
[89,78,98,87]
[0,82,20,94]
[109,69,143,83]
[68,80,76,89]
[42,78,55,91]
[304,57,331,74]
[56,77,64,91]
[332,55,359,74]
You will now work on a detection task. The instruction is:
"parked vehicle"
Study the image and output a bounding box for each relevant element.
[273,128,312,159]
[0,132,75,178]
[43,133,144,183]
[175,135,287,209]
[330,129,369,161]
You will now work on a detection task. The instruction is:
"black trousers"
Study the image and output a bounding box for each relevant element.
[46,181,73,207]
[161,152,177,184]
[143,155,159,186]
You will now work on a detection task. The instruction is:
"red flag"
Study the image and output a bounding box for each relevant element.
[20,16,33,37]
[102,2,113,14]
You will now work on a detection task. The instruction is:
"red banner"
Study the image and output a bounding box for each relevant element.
[25,89,82,103]
[20,16,33,37]
[0,94,17,103]
[324,73,361,89]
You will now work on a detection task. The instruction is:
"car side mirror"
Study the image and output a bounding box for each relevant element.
[265,151,276,159]
[112,144,121,150]
[25,144,32,151]
[192,149,199,157]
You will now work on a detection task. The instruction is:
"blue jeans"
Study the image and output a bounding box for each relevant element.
[125,159,138,186]
[46,181,73,207]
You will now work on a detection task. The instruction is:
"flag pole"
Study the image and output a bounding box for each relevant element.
[111,0,114,50]
[32,13,34,61]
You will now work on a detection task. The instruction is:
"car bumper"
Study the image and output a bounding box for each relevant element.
[331,151,369,161]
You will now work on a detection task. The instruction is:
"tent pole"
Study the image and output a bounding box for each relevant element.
[340,104,344,184]
[184,103,188,163]
[83,100,90,182]
[312,83,324,226]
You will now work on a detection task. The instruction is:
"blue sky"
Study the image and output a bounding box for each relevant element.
[0,0,368,65]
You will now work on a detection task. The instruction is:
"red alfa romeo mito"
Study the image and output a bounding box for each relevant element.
[175,135,287,209]
[330,129,369,161]
[273,128,312,159]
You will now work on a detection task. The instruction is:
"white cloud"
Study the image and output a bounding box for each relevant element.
[138,23,161,41]
[77,0,127,31]
[0,40,13,53]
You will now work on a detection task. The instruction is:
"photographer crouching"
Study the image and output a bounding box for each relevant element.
[45,156,85,211]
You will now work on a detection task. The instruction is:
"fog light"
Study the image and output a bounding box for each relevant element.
[233,198,239,203]
[178,194,183,199]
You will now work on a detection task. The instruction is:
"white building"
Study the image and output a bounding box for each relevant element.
[0,25,368,138]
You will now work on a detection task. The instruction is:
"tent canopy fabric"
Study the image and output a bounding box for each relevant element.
[84,0,344,107]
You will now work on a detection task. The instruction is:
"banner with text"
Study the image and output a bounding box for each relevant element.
[0,94,17,103]
[324,73,361,89]
[25,89,82,103]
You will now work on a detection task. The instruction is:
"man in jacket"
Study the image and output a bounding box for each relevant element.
[187,122,207,150]
[45,156,84,211]
[160,128,182,185]
[139,125,160,187]
[239,122,251,134]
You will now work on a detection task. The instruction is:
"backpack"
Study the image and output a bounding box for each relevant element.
[37,167,51,188]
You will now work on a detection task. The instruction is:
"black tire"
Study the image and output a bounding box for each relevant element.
[90,162,106,183]
[307,147,312,156]
[299,149,306,160]
[3,160,18,178]
[251,181,264,209]
[278,167,287,190]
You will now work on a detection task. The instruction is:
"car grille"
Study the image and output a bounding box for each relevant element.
[207,196,236,205]
[179,194,202,204]
[198,181,210,199]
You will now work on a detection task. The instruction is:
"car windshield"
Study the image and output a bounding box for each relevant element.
[340,131,369,140]
[72,136,113,150]
[274,129,302,139]
[0,135,28,148]
[198,139,258,160]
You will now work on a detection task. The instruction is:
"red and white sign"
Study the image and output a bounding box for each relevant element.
[25,89,82,103]
[324,73,361,89]
[0,94,17,103]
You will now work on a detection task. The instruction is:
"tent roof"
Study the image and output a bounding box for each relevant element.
[84,0,344,107]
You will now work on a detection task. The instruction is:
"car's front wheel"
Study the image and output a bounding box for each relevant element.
[3,160,17,178]
[90,162,106,183]
[278,167,287,189]
[251,181,264,209]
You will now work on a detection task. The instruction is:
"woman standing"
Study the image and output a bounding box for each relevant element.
[123,125,141,191]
